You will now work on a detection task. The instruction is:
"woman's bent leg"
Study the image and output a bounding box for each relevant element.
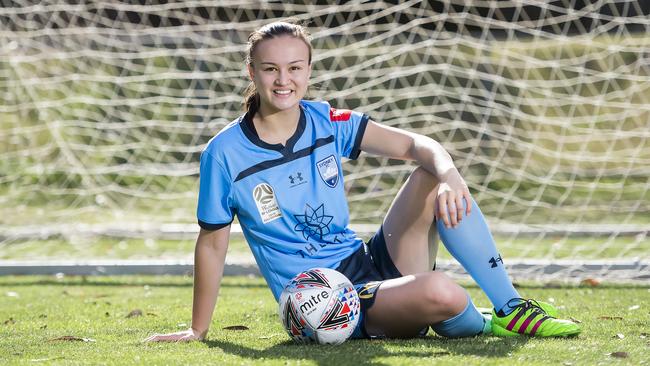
[364,272,486,338]
[381,167,440,275]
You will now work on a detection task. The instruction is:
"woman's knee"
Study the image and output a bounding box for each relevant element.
[409,167,439,191]
[408,167,439,212]
[419,273,486,338]
[419,273,467,318]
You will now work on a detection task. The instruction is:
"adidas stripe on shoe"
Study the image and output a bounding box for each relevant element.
[491,298,580,337]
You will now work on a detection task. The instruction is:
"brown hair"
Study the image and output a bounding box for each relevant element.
[243,20,313,115]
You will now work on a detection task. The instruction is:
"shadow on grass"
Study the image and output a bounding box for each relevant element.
[204,336,528,365]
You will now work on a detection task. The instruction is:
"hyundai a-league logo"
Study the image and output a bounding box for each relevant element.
[293,204,333,240]
[253,183,282,224]
[316,155,339,188]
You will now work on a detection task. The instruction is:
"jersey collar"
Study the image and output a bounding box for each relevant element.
[240,107,306,156]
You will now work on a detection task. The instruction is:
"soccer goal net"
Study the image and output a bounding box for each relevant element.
[1,1,648,281]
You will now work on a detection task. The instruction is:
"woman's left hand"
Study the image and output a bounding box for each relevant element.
[435,168,472,229]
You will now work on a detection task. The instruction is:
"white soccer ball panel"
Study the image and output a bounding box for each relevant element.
[279,267,361,345]
[314,283,359,344]
[290,287,332,330]
[278,289,312,342]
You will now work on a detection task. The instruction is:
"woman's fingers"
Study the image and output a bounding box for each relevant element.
[148,334,177,342]
[438,190,473,229]
[436,170,473,228]
[178,334,198,342]
[448,198,458,227]
[143,331,197,343]
[438,192,458,228]
[143,334,156,342]
[437,194,450,228]
[455,194,464,223]
[463,190,472,216]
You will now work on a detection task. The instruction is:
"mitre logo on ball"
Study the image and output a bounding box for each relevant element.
[278,268,360,344]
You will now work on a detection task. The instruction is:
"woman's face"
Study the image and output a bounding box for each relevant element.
[248,35,311,114]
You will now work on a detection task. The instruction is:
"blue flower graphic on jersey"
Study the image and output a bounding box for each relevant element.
[293,204,333,240]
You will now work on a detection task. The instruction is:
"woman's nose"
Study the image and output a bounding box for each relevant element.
[275,70,290,85]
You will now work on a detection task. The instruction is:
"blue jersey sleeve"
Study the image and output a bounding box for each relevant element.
[196,149,235,230]
[329,107,370,160]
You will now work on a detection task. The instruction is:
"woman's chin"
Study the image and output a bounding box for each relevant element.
[264,98,301,112]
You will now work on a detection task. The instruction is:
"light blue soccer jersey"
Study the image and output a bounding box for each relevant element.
[197,100,369,300]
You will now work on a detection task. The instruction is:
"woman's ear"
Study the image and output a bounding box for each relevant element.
[247,64,254,81]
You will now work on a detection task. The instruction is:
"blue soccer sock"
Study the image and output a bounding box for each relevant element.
[437,197,520,315]
[430,293,489,338]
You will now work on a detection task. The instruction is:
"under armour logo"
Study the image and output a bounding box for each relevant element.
[489,254,503,268]
[289,172,304,185]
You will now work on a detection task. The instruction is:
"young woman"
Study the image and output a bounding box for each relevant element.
[145,21,580,342]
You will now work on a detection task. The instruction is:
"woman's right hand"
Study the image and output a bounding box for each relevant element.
[143,228,229,344]
[143,328,204,342]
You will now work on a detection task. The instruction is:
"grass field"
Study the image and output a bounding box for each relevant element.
[1,21,649,365]
[1,275,649,365]
[2,233,648,262]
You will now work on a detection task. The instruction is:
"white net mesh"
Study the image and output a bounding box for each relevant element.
[1,1,649,280]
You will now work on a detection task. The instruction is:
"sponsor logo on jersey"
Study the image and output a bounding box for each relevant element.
[316,155,339,188]
[329,107,352,122]
[293,203,333,241]
[293,204,340,257]
[252,183,282,224]
[288,171,307,188]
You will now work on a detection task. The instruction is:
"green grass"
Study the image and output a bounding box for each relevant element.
[0,275,649,365]
[0,237,242,261]
[1,233,648,261]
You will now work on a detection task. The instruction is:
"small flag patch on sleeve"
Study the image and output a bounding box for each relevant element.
[329,108,352,122]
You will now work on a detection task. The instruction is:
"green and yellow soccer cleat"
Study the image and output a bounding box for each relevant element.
[536,300,558,318]
[492,298,580,337]
[479,300,558,318]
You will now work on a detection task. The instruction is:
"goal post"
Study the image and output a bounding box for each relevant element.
[1,1,648,282]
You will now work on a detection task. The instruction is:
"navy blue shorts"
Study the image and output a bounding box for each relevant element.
[336,226,406,339]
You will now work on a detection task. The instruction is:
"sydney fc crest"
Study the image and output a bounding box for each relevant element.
[316,155,339,188]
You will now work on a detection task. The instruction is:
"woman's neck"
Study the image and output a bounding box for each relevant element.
[253,104,301,146]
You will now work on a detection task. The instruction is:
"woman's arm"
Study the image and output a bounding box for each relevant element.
[360,120,471,228]
[191,226,230,338]
[144,226,230,342]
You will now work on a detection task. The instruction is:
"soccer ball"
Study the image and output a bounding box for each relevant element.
[278,267,360,344]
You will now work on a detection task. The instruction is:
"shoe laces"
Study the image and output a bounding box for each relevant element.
[506,298,548,316]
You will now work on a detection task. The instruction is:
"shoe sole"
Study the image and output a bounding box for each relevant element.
[492,323,581,337]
